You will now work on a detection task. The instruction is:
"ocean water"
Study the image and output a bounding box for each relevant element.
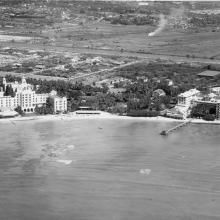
[0,119,220,220]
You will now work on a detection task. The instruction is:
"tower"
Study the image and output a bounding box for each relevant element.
[22,76,26,84]
[3,77,6,85]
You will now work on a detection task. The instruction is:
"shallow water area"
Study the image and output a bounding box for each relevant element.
[0,119,220,220]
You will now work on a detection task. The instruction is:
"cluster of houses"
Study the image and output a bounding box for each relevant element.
[0,76,67,117]
[164,87,220,120]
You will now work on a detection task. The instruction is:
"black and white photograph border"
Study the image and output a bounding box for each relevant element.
[0,1,220,220]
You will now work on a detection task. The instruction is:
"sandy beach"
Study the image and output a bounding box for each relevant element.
[1,111,220,125]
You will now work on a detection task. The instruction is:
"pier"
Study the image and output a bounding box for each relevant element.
[160,120,192,136]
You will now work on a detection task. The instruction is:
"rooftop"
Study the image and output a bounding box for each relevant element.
[197,70,220,77]
[178,89,200,98]
[211,87,220,92]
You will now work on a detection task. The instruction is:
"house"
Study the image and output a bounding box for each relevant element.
[136,76,148,82]
[109,87,126,94]
[35,64,45,70]
[165,79,174,86]
[152,77,161,83]
[211,87,220,95]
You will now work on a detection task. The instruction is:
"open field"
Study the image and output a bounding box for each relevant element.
[35,20,220,60]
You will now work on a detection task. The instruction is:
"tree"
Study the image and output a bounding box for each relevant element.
[203,114,215,121]
[14,106,24,115]
[4,85,15,97]
[35,98,54,115]
[46,97,54,114]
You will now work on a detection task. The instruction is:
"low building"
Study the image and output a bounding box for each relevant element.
[35,64,45,70]
[165,79,174,86]
[197,70,220,79]
[109,87,126,94]
[211,87,220,95]
[165,107,185,119]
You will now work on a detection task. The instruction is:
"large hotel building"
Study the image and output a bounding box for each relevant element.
[0,77,67,113]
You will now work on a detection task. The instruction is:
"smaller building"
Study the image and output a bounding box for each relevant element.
[165,107,184,119]
[197,70,220,79]
[165,79,174,86]
[109,87,126,94]
[49,90,67,113]
[211,87,220,95]
[35,64,45,70]
[177,89,200,108]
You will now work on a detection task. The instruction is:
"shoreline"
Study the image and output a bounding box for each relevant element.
[1,112,220,125]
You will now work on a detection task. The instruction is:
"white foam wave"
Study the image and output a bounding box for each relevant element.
[140,168,151,175]
[67,145,75,150]
[56,159,72,165]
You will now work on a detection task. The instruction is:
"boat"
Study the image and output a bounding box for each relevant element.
[160,130,167,136]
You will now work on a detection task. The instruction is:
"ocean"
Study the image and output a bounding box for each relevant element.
[0,119,220,220]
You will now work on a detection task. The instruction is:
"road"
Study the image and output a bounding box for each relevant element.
[69,59,147,82]
[0,59,147,83]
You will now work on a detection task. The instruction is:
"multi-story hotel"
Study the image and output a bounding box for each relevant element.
[49,90,67,113]
[166,88,220,119]
[0,77,67,113]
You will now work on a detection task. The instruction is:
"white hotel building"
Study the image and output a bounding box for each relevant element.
[0,77,67,113]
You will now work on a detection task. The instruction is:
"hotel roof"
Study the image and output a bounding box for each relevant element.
[197,70,220,77]
[178,89,200,98]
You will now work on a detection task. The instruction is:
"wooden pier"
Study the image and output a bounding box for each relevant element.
[160,120,192,136]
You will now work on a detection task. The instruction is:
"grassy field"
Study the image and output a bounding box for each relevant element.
[37,19,220,60]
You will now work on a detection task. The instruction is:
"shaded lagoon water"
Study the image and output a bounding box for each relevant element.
[0,119,220,220]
